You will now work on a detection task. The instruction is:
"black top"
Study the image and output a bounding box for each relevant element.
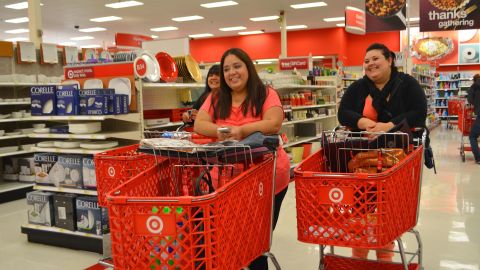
[467,80,480,115]
[192,90,210,110]
[338,71,427,130]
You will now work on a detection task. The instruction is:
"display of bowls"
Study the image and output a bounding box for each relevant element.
[37,141,56,148]
[21,144,35,151]
[33,128,50,134]
[5,131,21,136]
[53,140,82,149]
[80,141,118,150]
[33,123,46,129]
[155,52,178,82]
[0,146,19,153]
[68,122,102,134]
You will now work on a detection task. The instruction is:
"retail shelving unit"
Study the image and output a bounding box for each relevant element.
[411,65,438,130]
[434,72,474,122]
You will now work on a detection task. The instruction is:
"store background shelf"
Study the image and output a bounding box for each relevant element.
[0,181,34,203]
[28,130,139,140]
[33,185,98,196]
[31,146,107,155]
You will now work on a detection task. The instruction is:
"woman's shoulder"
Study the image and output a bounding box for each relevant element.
[398,72,419,84]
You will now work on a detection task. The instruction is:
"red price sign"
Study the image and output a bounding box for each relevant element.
[279,57,309,70]
[134,58,147,78]
[64,67,95,79]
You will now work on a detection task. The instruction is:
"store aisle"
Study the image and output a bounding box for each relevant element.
[0,126,479,270]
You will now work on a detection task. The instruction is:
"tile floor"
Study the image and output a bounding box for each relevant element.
[0,126,479,270]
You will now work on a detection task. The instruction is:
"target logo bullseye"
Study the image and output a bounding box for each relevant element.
[108,167,115,177]
[329,188,344,203]
[259,182,264,196]
[146,216,164,234]
[67,70,74,79]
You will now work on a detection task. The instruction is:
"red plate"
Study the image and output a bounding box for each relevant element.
[155,52,178,82]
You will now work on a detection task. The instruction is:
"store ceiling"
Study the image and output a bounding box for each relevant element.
[0,0,421,47]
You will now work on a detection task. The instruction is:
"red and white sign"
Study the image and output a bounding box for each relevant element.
[64,67,95,79]
[279,57,309,70]
[318,186,355,205]
[115,33,153,48]
[134,57,147,78]
[134,214,177,236]
[345,6,366,35]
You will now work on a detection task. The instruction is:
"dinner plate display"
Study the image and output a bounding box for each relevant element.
[54,140,82,149]
[108,78,132,105]
[84,79,104,89]
[140,52,160,82]
[173,55,202,83]
[155,52,178,82]
[37,141,57,148]
[80,141,118,150]
[62,80,81,89]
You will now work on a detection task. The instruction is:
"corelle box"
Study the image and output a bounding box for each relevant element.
[30,85,56,116]
[34,153,59,186]
[53,193,77,231]
[56,84,80,115]
[113,94,129,115]
[104,88,115,115]
[79,89,108,115]
[3,157,20,181]
[27,190,55,227]
[82,156,96,190]
[19,157,35,183]
[58,154,83,189]
[76,196,109,235]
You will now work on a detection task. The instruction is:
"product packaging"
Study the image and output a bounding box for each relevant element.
[19,157,36,182]
[76,196,109,235]
[57,155,84,189]
[82,156,96,189]
[34,153,59,186]
[30,85,57,115]
[53,193,77,231]
[3,157,20,181]
[79,89,109,115]
[27,190,55,226]
[56,84,80,115]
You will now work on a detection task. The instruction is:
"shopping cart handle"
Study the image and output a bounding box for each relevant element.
[263,135,280,150]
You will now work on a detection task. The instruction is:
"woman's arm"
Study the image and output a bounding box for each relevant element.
[338,81,367,129]
[228,106,284,140]
[194,110,219,137]
[390,76,427,128]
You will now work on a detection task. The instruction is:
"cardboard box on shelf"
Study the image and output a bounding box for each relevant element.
[57,155,83,189]
[82,156,96,190]
[34,153,59,186]
[30,85,57,116]
[56,84,80,115]
[27,191,55,227]
[76,196,109,235]
[53,193,77,231]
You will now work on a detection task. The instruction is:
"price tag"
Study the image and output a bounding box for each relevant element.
[47,134,54,138]
[58,228,65,233]
[68,116,74,120]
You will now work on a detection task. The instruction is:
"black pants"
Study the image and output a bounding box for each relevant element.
[469,116,480,162]
[248,186,289,270]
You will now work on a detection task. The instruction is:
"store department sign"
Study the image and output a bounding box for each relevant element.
[115,33,153,48]
[420,0,480,32]
[279,57,309,70]
[345,6,366,35]
[64,67,94,79]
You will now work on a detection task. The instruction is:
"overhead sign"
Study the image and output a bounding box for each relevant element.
[279,57,309,70]
[345,6,366,35]
[365,0,406,33]
[65,66,95,79]
[420,0,480,32]
[115,33,153,48]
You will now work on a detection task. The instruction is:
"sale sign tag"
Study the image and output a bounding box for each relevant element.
[134,57,147,78]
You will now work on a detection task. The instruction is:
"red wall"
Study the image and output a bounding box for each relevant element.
[437,65,480,72]
[190,28,400,66]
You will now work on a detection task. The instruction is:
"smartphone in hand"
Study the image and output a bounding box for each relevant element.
[217,127,231,133]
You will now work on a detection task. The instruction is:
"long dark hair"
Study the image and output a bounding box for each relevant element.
[213,48,267,120]
[194,64,220,109]
[366,43,397,73]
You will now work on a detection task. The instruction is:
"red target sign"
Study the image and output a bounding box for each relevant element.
[318,186,354,205]
[135,214,176,236]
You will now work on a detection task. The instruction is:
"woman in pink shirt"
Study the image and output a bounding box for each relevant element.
[195,48,289,270]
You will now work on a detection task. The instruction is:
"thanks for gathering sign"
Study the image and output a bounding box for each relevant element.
[420,0,480,32]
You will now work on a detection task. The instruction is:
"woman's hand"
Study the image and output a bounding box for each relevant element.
[216,126,243,141]
[189,109,198,120]
[366,122,395,133]
[357,117,377,130]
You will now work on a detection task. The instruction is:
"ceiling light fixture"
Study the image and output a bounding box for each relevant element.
[336,23,345,27]
[312,56,325,59]
[150,26,178,32]
[324,17,345,22]
[59,42,77,46]
[5,17,29,23]
[5,28,29,34]
[249,15,279,21]
[79,27,107,32]
[5,37,29,42]
[200,1,238,8]
[219,26,247,31]
[286,25,308,30]
[291,2,327,9]
[5,2,43,9]
[90,16,122,22]
[105,1,143,8]
[189,33,214,38]
[172,15,204,22]
[70,36,94,41]
[239,30,264,35]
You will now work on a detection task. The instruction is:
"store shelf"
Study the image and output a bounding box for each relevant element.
[0,118,35,123]
[0,134,28,140]
[0,101,30,106]
[275,84,336,90]
[31,146,107,155]
[30,113,140,123]
[33,185,98,196]
[290,103,336,110]
[283,135,321,148]
[433,106,448,109]
[282,115,336,126]
[28,130,139,140]
[145,121,184,130]
[434,88,459,91]
[0,181,34,203]
[439,115,458,118]
[143,82,204,88]
[342,78,358,81]
[21,224,103,253]
[0,82,59,87]
[0,150,34,158]
[412,72,434,79]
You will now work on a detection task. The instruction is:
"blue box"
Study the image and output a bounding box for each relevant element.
[104,88,115,115]
[30,85,56,116]
[76,196,109,235]
[82,156,96,190]
[120,94,129,114]
[79,89,108,115]
[56,84,80,115]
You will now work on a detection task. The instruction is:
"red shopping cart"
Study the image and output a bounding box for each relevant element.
[458,100,475,162]
[447,98,463,129]
[294,129,424,270]
[101,131,281,270]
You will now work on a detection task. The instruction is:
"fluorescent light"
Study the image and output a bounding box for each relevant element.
[79,27,107,33]
[324,17,345,22]
[105,1,143,8]
[151,35,158,39]
[257,61,272,64]
[201,1,238,8]
[150,26,178,32]
[172,15,204,22]
[408,17,420,22]
[70,36,94,41]
[5,28,29,34]
[250,15,279,21]
[219,26,247,31]
[90,16,122,22]
[336,23,345,27]
[5,17,29,23]
[5,37,28,42]
[291,2,327,9]
[5,1,43,9]
[189,33,214,38]
[256,58,277,62]
[239,30,264,35]
[82,45,101,48]
[286,25,307,30]
[312,56,325,59]
[59,42,77,46]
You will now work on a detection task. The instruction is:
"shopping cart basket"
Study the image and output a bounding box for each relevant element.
[104,131,281,270]
[458,100,475,162]
[447,98,463,129]
[294,129,424,270]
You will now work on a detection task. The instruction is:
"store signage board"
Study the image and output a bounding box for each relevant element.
[365,0,406,33]
[41,43,59,64]
[115,33,153,48]
[279,57,309,70]
[18,41,37,63]
[420,0,480,32]
[64,62,135,79]
[345,6,366,35]
[64,46,79,64]
[65,67,95,79]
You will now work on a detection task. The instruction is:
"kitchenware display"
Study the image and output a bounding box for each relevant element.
[411,37,454,61]
[33,123,46,129]
[33,128,50,134]
[83,79,104,89]
[62,80,81,89]
[139,52,161,82]
[108,77,132,105]
[155,52,179,82]
[21,144,35,151]
[68,122,102,134]
[0,146,19,153]
[53,141,82,149]
[37,141,56,148]
[5,131,21,136]
[79,141,118,150]
[50,125,70,134]
[0,114,10,119]
[0,130,4,136]
[173,55,202,83]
